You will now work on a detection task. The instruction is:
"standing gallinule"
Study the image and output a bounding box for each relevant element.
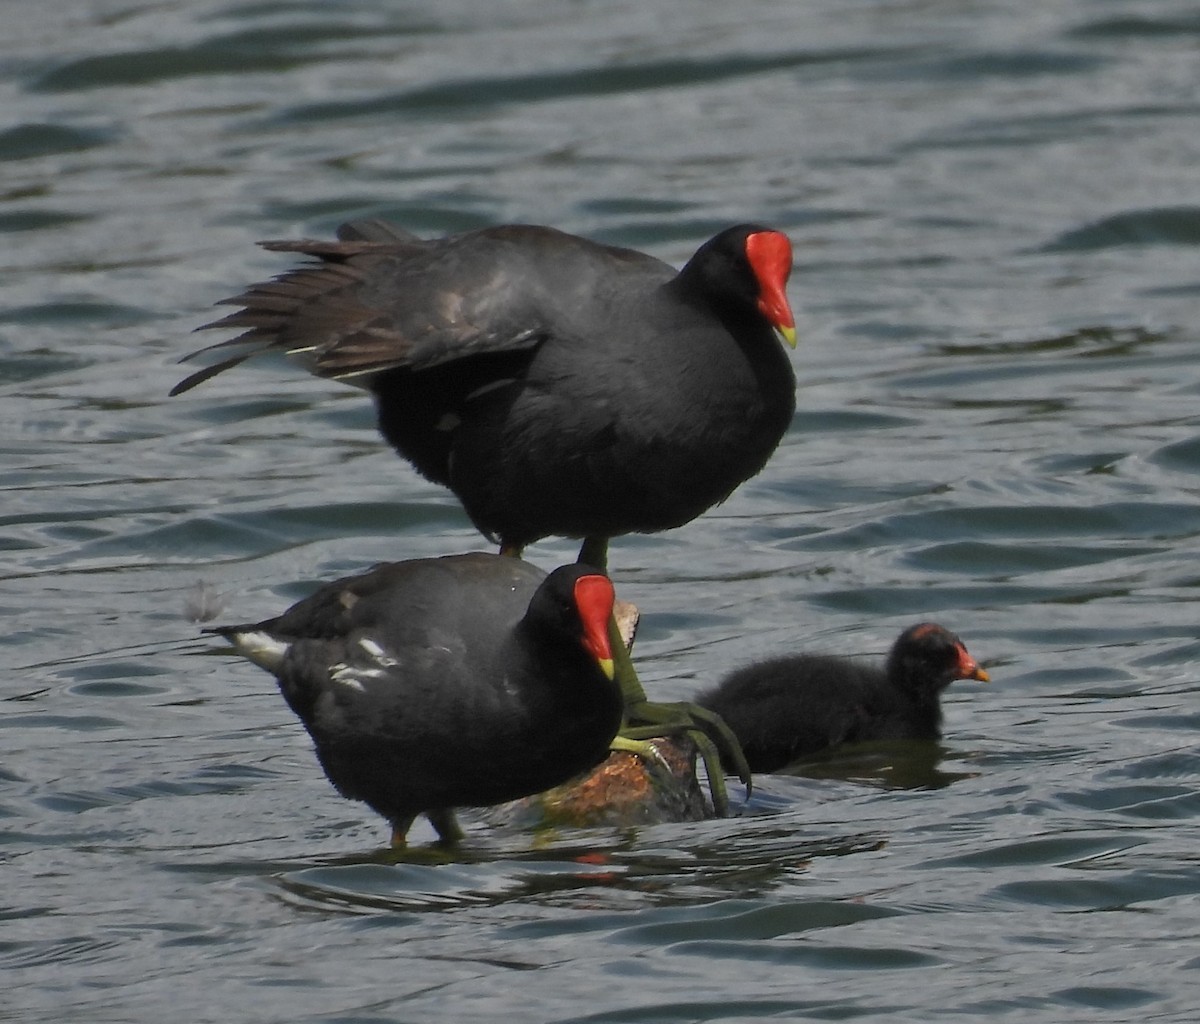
[210,553,624,846]
[174,221,798,810]
[696,623,990,773]
[171,220,797,570]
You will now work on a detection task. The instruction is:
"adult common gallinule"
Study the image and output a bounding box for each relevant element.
[209,553,624,846]
[173,220,796,810]
[696,623,989,773]
[171,220,796,568]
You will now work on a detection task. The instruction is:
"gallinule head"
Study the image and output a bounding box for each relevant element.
[172,220,798,571]
[696,623,989,773]
[209,552,623,846]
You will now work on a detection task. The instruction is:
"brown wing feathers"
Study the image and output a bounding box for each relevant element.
[170,240,416,395]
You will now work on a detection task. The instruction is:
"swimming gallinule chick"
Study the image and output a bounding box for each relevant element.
[209,553,624,846]
[696,623,989,773]
[174,220,797,811]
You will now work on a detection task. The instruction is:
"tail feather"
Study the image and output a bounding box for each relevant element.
[206,626,290,673]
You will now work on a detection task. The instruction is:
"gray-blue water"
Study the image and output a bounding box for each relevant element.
[4,1,1200,1021]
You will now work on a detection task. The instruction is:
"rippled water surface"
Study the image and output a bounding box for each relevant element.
[5,1,1200,1021]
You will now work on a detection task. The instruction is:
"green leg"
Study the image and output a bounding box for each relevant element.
[609,734,669,768]
[577,535,752,816]
[391,809,464,847]
[426,808,465,846]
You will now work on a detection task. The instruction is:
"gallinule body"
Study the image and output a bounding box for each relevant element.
[696,623,989,773]
[210,553,623,845]
[172,220,797,567]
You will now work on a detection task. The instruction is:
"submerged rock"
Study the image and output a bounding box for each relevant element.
[494,734,708,830]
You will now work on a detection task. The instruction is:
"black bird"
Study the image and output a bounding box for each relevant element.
[696,623,989,773]
[172,220,797,570]
[210,553,623,846]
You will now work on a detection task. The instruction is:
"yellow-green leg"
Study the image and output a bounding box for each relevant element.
[584,537,752,817]
[390,808,465,848]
